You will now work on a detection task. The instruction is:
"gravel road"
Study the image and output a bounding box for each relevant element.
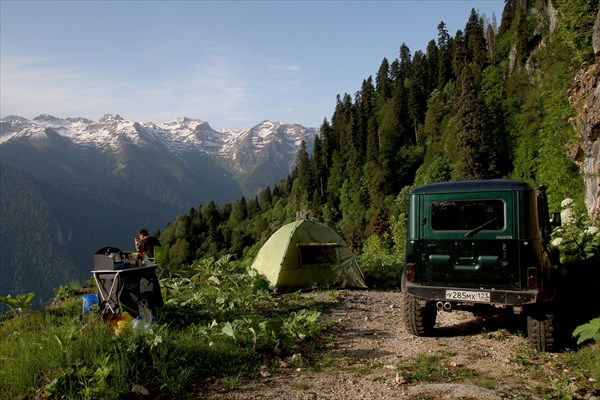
[198,289,598,400]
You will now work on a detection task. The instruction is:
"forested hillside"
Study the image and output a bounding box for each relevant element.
[159,0,597,272]
[0,165,83,302]
[2,2,599,398]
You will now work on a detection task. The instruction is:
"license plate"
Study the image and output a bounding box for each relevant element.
[445,290,490,303]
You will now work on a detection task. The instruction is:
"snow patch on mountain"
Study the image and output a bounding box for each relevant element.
[0,114,318,168]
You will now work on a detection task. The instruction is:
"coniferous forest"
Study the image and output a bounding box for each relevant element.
[158,0,597,284]
[2,2,600,399]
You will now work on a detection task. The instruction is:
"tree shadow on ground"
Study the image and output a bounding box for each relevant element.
[434,311,525,338]
[430,261,600,349]
[328,319,400,360]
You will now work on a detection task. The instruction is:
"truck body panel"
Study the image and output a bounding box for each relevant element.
[402,180,562,350]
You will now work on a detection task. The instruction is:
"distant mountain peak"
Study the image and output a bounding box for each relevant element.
[33,114,62,122]
[0,114,318,190]
[65,117,94,124]
[2,115,28,122]
[0,113,318,306]
[159,116,209,131]
[98,113,125,122]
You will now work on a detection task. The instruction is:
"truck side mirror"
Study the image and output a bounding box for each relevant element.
[551,212,561,227]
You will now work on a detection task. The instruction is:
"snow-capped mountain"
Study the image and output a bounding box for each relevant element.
[0,114,317,179]
[0,113,318,306]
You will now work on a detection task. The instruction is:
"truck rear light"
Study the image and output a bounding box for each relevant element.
[527,267,538,288]
[406,263,416,282]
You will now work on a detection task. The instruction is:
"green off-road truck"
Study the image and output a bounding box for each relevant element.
[402,179,563,351]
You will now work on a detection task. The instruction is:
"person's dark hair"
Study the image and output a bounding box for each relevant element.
[139,229,149,236]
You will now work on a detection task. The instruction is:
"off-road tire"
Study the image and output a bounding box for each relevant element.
[527,307,559,352]
[403,293,437,336]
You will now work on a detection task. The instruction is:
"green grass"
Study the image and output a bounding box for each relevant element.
[396,353,495,388]
[349,357,383,377]
[397,342,598,399]
[510,342,600,399]
[291,380,309,390]
[3,254,599,399]
[0,300,124,399]
[0,256,333,399]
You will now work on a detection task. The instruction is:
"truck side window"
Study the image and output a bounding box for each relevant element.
[430,199,505,232]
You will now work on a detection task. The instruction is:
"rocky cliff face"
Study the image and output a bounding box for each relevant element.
[567,10,600,223]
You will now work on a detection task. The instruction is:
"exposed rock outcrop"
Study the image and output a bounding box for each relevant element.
[567,9,600,223]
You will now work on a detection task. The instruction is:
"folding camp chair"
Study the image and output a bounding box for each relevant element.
[92,265,164,317]
[92,269,120,314]
[91,245,164,317]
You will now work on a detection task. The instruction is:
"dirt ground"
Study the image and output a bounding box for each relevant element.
[197,289,598,400]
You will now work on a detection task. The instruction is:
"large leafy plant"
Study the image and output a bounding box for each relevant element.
[573,318,600,345]
[0,292,34,317]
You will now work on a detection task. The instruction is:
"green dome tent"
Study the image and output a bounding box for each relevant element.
[251,220,367,292]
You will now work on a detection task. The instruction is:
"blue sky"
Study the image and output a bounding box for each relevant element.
[1,1,504,130]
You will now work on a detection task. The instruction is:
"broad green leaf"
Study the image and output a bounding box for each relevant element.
[221,322,235,338]
[208,276,221,285]
[573,318,600,345]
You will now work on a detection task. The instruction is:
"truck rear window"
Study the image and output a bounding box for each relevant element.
[430,199,505,232]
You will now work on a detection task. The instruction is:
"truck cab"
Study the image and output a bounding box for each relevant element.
[402,179,562,351]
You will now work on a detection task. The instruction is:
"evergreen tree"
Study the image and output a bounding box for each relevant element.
[331,93,357,168]
[485,13,498,63]
[292,140,312,208]
[408,50,428,135]
[311,135,328,200]
[425,39,440,93]
[152,1,593,270]
[481,64,511,176]
[229,197,248,225]
[258,186,273,211]
[450,30,466,78]
[376,58,393,99]
[319,118,336,171]
[437,21,452,87]
[464,8,490,84]
[356,77,378,164]
[398,43,413,80]
[452,67,497,180]
[246,197,259,219]
[200,201,221,249]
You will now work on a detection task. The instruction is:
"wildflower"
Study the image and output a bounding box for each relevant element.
[551,237,564,247]
[585,226,599,235]
[151,335,163,348]
[561,208,576,225]
[561,198,574,208]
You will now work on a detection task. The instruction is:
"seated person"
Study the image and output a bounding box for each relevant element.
[134,229,162,259]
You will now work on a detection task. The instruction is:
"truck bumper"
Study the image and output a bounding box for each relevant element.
[404,284,539,306]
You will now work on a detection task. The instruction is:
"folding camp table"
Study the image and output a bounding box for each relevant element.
[92,264,164,317]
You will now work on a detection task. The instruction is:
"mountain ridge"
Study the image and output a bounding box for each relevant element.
[1,114,317,163]
[1,114,317,196]
[0,114,318,304]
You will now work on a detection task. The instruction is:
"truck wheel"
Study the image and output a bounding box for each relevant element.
[527,308,559,352]
[403,293,437,336]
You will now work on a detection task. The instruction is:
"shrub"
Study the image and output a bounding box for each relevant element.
[0,255,332,399]
[358,234,403,288]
